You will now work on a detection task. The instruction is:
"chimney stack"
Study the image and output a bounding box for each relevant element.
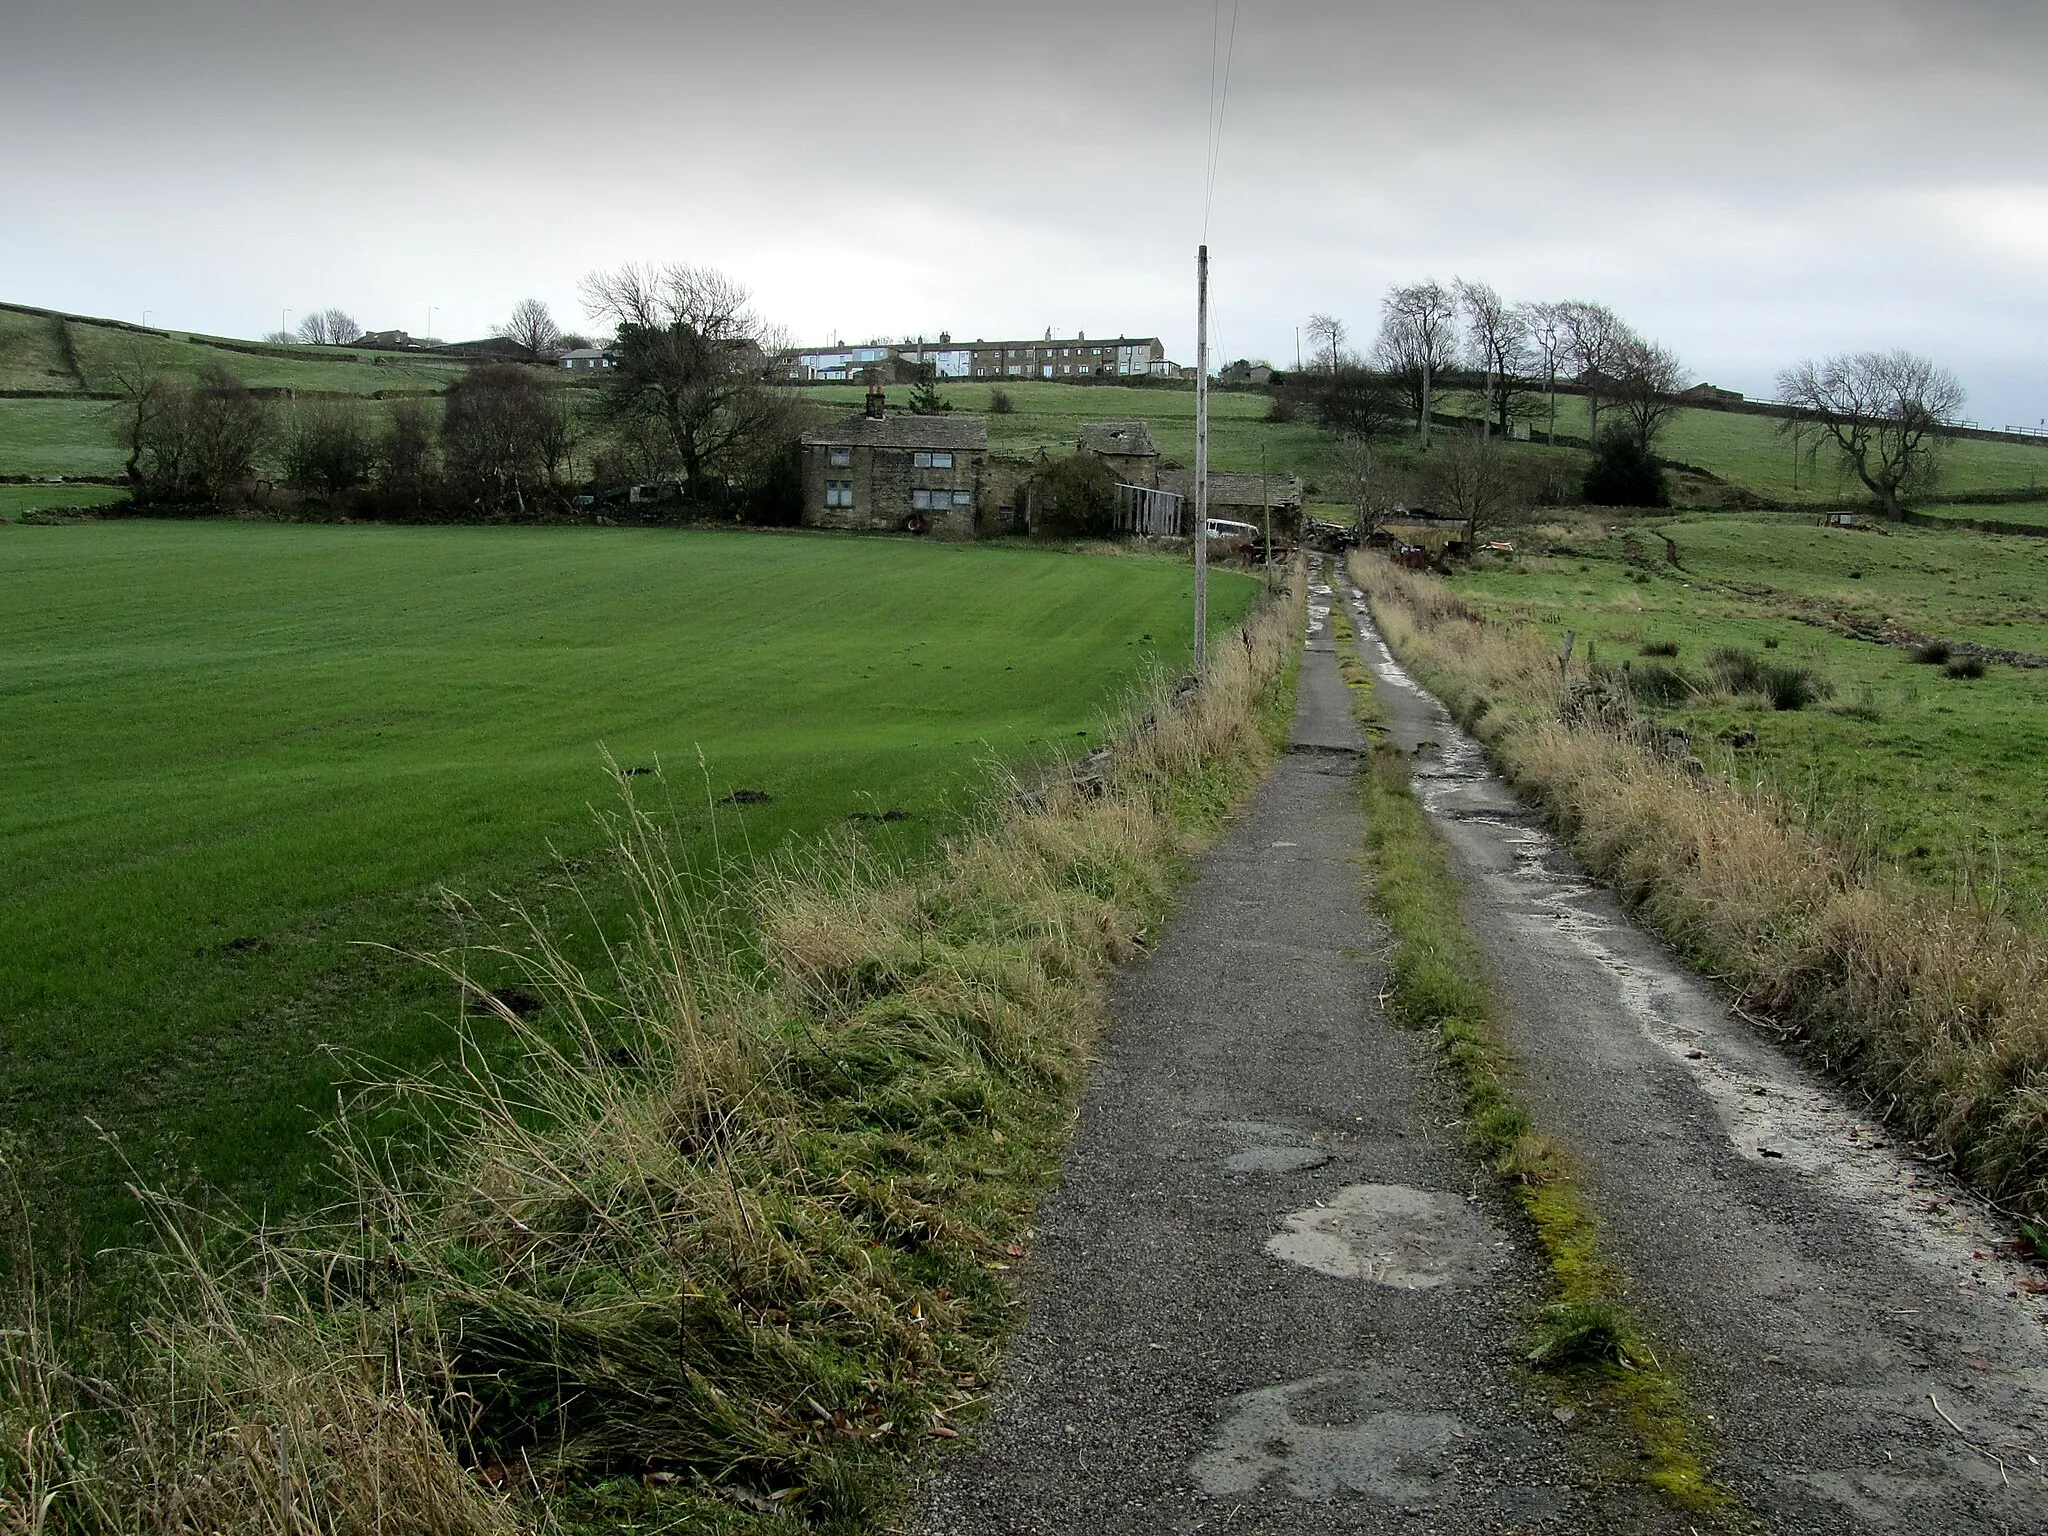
[864,385,886,420]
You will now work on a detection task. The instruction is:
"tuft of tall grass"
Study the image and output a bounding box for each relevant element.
[0,570,1306,1534]
[1351,549,2048,1225]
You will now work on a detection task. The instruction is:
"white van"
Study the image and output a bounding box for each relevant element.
[1205,518,1260,542]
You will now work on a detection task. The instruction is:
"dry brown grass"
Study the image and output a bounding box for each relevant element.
[1,568,1304,1536]
[1350,549,2048,1221]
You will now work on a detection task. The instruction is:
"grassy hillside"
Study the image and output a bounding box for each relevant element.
[1,522,1257,1254]
[1445,511,2048,919]
[1438,386,2048,505]
[0,302,468,396]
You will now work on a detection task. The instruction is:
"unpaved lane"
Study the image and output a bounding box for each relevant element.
[919,569,1688,1535]
[1345,577,2048,1535]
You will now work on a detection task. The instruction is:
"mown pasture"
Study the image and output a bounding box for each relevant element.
[1445,513,2048,922]
[1,521,1257,1256]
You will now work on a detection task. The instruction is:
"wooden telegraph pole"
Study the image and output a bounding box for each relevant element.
[1194,244,1210,673]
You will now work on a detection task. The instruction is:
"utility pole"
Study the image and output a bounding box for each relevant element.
[1295,326,1301,373]
[1193,244,1210,675]
[1483,362,1494,443]
[1261,440,1271,568]
[281,307,290,343]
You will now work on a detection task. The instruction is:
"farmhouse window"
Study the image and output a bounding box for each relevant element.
[951,490,973,506]
[912,451,954,469]
[825,479,854,507]
[911,488,937,510]
[827,446,851,467]
[1008,365,1022,375]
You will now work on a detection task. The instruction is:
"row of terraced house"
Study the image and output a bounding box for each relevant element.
[782,332,1177,383]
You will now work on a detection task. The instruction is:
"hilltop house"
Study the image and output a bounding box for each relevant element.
[801,387,991,536]
[559,348,616,372]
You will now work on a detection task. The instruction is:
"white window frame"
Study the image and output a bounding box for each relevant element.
[827,445,851,467]
[825,479,854,508]
[951,490,973,506]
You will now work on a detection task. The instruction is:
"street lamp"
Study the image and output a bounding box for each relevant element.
[281,308,291,344]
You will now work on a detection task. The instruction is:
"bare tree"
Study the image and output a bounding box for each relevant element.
[496,298,562,358]
[1455,279,1534,439]
[1332,434,1411,540]
[280,397,376,495]
[1304,313,1347,381]
[1373,281,1458,448]
[261,329,294,345]
[579,262,795,501]
[1607,335,1687,454]
[1557,300,1628,447]
[110,363,268,503]
[1418,429,1522,538]
[294,309,360,346]
[377,397,436,505]
[1777,350,1965,518]
[105,343,170,491]
[440,364,576,515]
[1518,301,1568,442]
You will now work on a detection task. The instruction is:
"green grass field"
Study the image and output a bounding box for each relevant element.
[0,483,129,518]
[0,399,128,478]
[2,522,1256,1254]
[1915,500,2048,530]
[1447,512,2048,918]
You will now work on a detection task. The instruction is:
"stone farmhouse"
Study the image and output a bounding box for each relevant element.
[800,387,1004,537]
[784,333,1174,383]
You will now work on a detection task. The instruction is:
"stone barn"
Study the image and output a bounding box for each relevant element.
[801,387,991,537]
[1076,421,1160,488]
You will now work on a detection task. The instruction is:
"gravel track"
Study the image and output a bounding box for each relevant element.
[1343,574,2048,1535]
[917,565,1692,1534]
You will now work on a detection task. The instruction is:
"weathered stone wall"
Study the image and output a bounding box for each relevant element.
[802,442,986,535]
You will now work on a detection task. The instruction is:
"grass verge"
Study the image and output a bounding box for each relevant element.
[1351,546,2048,1228]
[1354,740,1738,1518]
[0,570,1303,1535]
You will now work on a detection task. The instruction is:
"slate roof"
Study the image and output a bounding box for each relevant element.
[1077,421,1159,457]
[803,413,989,451]
[1158,467,1304,509]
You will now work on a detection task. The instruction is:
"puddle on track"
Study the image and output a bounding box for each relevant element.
[1190,1368,1468,1501]
[1266,1183,1506,1289]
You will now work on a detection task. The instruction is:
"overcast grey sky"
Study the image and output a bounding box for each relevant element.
[5,0,2044,422]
